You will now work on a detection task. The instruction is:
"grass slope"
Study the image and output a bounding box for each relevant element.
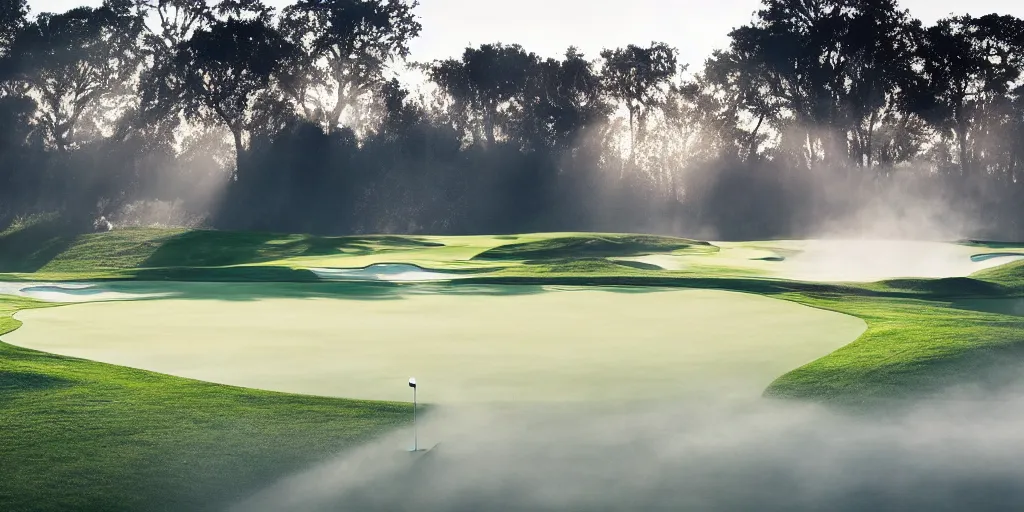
[764,294,1024,402]
[0,217,449,281]
[0,296,409,512]
[472,234,711,260]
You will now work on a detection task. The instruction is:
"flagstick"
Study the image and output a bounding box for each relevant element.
[409,377,418,452]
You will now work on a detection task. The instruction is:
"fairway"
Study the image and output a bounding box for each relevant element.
[3,285,865,403]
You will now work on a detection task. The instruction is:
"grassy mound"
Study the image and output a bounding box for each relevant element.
[764,295,1024,403]
[0,296,408,512]
[473,234,711,261]
[972,260,1024,292]
[0,216,443,277]
[876,277,1006,297]
[142,231,443,268]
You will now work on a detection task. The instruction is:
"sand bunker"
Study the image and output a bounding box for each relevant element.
[4,285,864,403]
[971,253,1024,263]
[310,264,473,282]
[0,282,169,303]
[610,254,686,270]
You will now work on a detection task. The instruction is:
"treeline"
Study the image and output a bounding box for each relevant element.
[1,0,1023,239]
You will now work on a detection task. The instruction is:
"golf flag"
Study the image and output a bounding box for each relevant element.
[409,377,417,388]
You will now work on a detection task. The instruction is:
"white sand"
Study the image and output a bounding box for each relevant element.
[310,263,471,282]
[0,282,169,303]
[4,286,864,403]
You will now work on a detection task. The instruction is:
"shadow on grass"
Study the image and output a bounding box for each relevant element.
[142,231,444,268]
[459,275,1013,301]
[94,281,564,302]
[8,280,688,304]
[949,297,1024,318]
[473,234,709,261]
[0,370,75,392]
[0,216,81,272]
[23,273,1007,304]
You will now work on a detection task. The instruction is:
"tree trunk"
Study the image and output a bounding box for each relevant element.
[956,123,969,175]
[232,127,245,180]
[747,113,765,161]
[866,110,878,169]
[484,106,496,147]
[628,105,636,166]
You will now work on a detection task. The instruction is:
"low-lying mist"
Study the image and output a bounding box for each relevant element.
[232,378,1024,512]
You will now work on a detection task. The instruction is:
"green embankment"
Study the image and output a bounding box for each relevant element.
[0,216,447,281]
[0,296,409,512]
[472,234,711,260]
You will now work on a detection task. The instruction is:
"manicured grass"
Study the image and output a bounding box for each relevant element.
[764,294,1024,402]
[3,286,864,403]
[6,219,1024,510]
[0,296,410,512]
[453,273,1024,402]
[973,260,1024,292]
[0,215,451,275]
[471,234,712,260]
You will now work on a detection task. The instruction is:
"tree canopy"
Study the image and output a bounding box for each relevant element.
[2,0,1024,240]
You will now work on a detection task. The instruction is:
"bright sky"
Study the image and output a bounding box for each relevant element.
[28,0,1024,68]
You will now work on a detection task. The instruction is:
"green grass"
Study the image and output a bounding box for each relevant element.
[764,294,1024,403]
[0,296,410,512]
[472,233,711,260]
[447,272,1024,402]
[972,259,1024,292]
[7,219,1024,509]
[5,286,865,404]
[0,215,446,276]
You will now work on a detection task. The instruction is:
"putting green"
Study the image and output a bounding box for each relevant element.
[3,285,865,403]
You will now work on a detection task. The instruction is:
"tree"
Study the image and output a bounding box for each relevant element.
[0,0,28,59]
[277,0,420,133]
[0,0,29,98]
[430,43,539,147]
[7,0,144,150]
[174,14,294,174]
[600,42,677,158]
[842,0,921,168]
[916,14,1024,175]
[135,0,215,125]
[709,0,926,168]
[516,47,609,151]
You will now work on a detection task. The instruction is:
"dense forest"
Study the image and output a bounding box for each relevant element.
[0,0,1023,239]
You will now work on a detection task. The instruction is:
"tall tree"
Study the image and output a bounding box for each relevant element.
[7,0,144,150]
[135,0,215,125]
[916,14,1024,175]
[516,47,609,151]
[0,0,29,97]
[711,0,925,168]
[430,43,539,146]
[174,12,294,174]
[600,42,677,157]
[0,0,28,58]
[843,0,921,168]
[277,0,420,133]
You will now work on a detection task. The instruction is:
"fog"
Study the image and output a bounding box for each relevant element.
[232,379,1024,512]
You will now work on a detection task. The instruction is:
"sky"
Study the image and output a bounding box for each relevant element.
[27,0,1024,68]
